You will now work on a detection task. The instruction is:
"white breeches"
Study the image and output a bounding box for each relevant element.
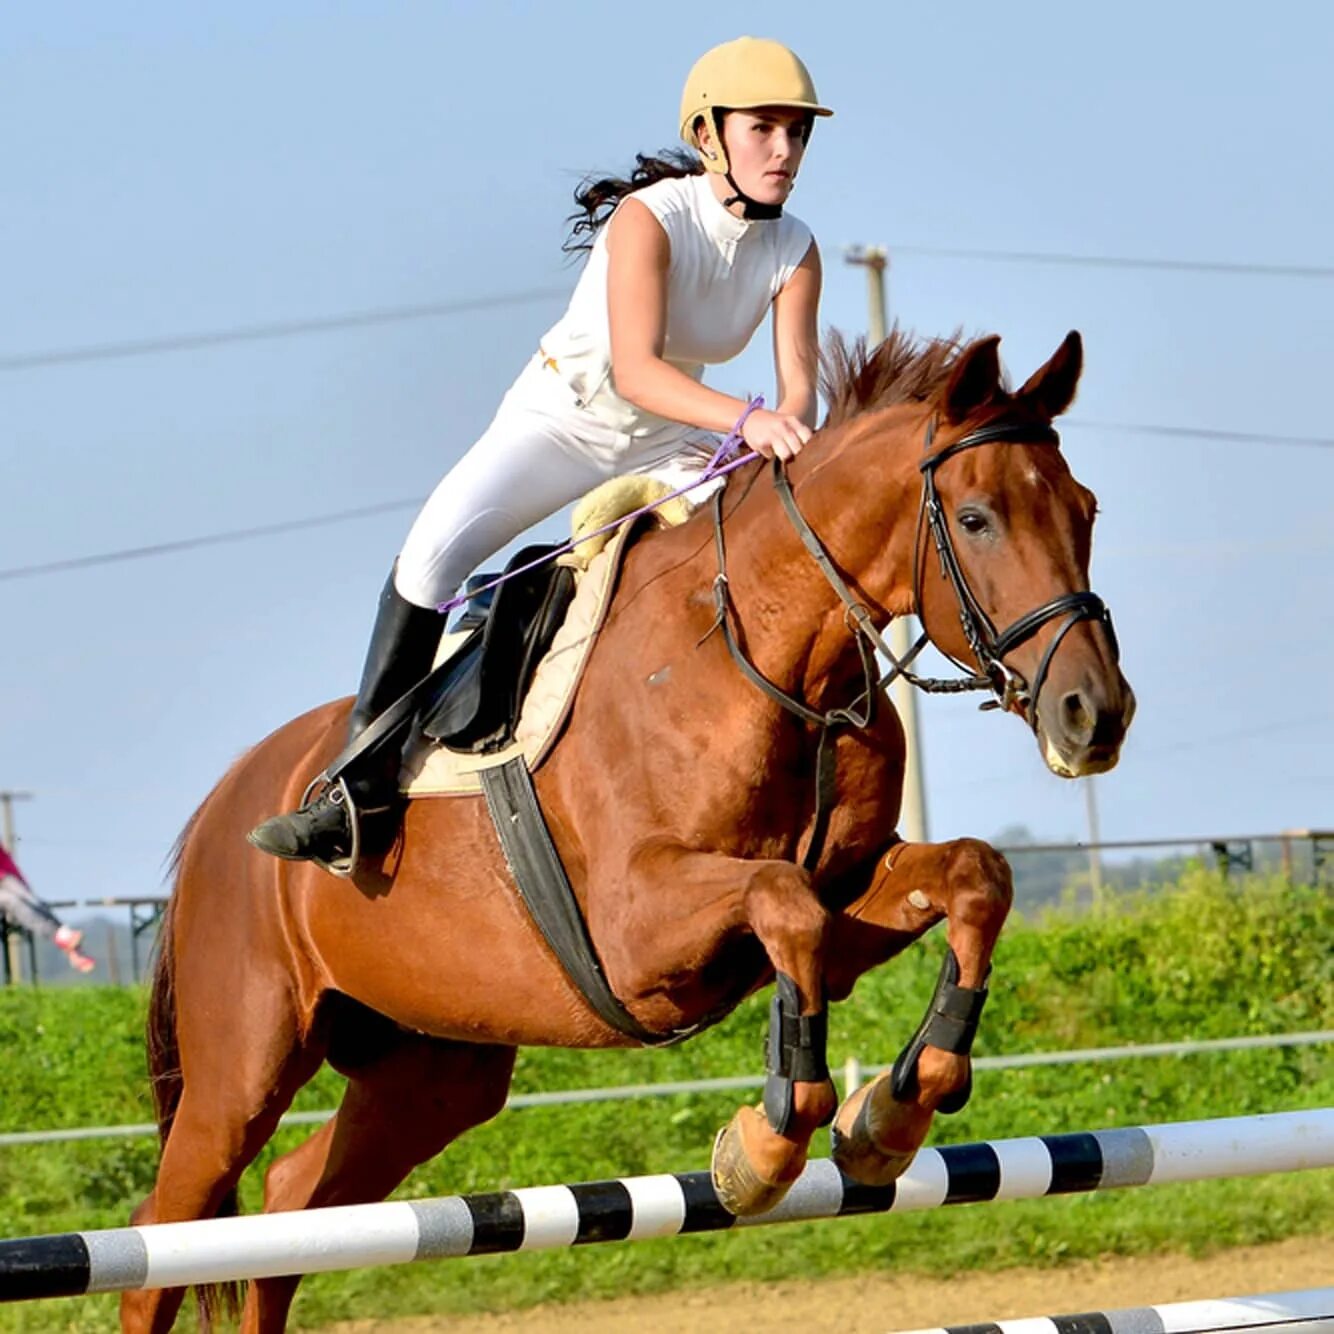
[394,354,725,609]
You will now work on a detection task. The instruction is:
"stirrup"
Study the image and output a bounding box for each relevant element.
[300,776,371,879]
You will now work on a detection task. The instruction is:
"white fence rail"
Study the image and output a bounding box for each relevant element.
[3,1028,1328,1148]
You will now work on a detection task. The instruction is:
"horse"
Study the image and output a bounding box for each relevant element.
[126,327,1134,1333]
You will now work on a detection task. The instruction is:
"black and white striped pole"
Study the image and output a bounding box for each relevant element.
[900,1285,1334,1334]
[2,1109,1330,1302]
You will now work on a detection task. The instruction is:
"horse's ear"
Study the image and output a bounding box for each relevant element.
[1017,330,1083,419]
[942,335,1002,424]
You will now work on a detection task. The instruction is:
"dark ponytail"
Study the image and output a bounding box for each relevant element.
[563,149,703,256]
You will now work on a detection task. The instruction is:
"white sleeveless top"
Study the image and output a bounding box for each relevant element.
[538,172,814,437]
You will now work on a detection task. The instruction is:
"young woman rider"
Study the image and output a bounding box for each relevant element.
[248,36,833,863]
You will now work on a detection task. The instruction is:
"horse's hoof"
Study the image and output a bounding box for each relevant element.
[711,1107,794,1217]
[829,1078,918,1187]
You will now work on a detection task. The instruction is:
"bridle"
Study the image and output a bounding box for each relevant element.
[707,413,1119,869]
[911,417,1119,722]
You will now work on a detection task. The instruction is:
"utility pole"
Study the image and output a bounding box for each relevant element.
[843,246,929,844]
[1,791,34,984]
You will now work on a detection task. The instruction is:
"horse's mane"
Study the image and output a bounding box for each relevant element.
[820,326,1002,427]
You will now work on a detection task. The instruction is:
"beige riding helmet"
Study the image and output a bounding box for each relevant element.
[679,37,833,176]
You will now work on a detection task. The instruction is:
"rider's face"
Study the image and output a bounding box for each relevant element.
[707,108,809,207]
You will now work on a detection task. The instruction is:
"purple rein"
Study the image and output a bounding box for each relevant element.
[435,396,766,617]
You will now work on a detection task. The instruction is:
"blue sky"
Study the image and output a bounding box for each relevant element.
[4,1,1332,915]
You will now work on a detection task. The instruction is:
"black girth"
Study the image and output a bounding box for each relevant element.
[707,416,1120,870]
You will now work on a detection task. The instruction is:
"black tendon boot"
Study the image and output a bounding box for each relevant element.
[247,570,442,863]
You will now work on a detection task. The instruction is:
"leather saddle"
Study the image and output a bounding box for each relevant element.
[419,543,576,754]
[321,543,576,794]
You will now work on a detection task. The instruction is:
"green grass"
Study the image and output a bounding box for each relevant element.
[1,869,1330,1330]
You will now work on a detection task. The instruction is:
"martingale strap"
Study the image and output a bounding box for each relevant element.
[708,482,880,873]
[889,947,989,1115]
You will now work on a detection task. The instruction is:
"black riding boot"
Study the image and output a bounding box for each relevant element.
[247,570,442,863]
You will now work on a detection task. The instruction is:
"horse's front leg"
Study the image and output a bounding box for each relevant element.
[828,838,1013,1186]
[607,840,837,1217]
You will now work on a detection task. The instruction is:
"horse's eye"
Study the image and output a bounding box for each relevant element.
[957,509,990,536]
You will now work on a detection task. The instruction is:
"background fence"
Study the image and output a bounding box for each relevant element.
[2,1028,1329,1148]
[3,828,1331,987]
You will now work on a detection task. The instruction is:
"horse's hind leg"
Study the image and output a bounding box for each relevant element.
[121,992,325,1334]
[241,1033,515,1334]
[829,838,1012,1185]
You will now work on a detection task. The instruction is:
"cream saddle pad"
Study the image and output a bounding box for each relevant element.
[400,476,692,799]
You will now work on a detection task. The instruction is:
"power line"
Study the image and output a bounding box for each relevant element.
[1145,713,1334,757]
[1068,419,1334,450]
[0,498,419,582]
[4,242,1332,373]
[888,243,1334,281]
[1,407,1330,583]
[0,287,570,372]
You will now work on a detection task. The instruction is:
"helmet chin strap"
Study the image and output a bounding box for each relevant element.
[721,172,784,220]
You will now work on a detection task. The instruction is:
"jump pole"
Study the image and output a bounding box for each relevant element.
[897,1285,1334,1333]
[2,1108,1330,1302]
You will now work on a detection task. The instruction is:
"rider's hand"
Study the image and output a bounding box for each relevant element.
[741,409,812,462]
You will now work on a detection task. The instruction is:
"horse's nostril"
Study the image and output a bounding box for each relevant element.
[1060,690,1093,743]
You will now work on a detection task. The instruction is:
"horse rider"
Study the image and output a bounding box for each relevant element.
[0,844,96,974]
[248,36,832,865]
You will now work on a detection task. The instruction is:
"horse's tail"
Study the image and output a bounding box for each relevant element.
[145,850,182,1151]
[148,802,242,1328]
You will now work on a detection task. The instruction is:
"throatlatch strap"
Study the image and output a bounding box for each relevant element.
[762,973,831,1136]
[889,947,989,1115]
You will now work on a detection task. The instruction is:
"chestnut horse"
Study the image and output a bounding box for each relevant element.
[127,328,1133,1332]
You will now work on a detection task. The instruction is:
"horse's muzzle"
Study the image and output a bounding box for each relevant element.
[1035,669,1136,778]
